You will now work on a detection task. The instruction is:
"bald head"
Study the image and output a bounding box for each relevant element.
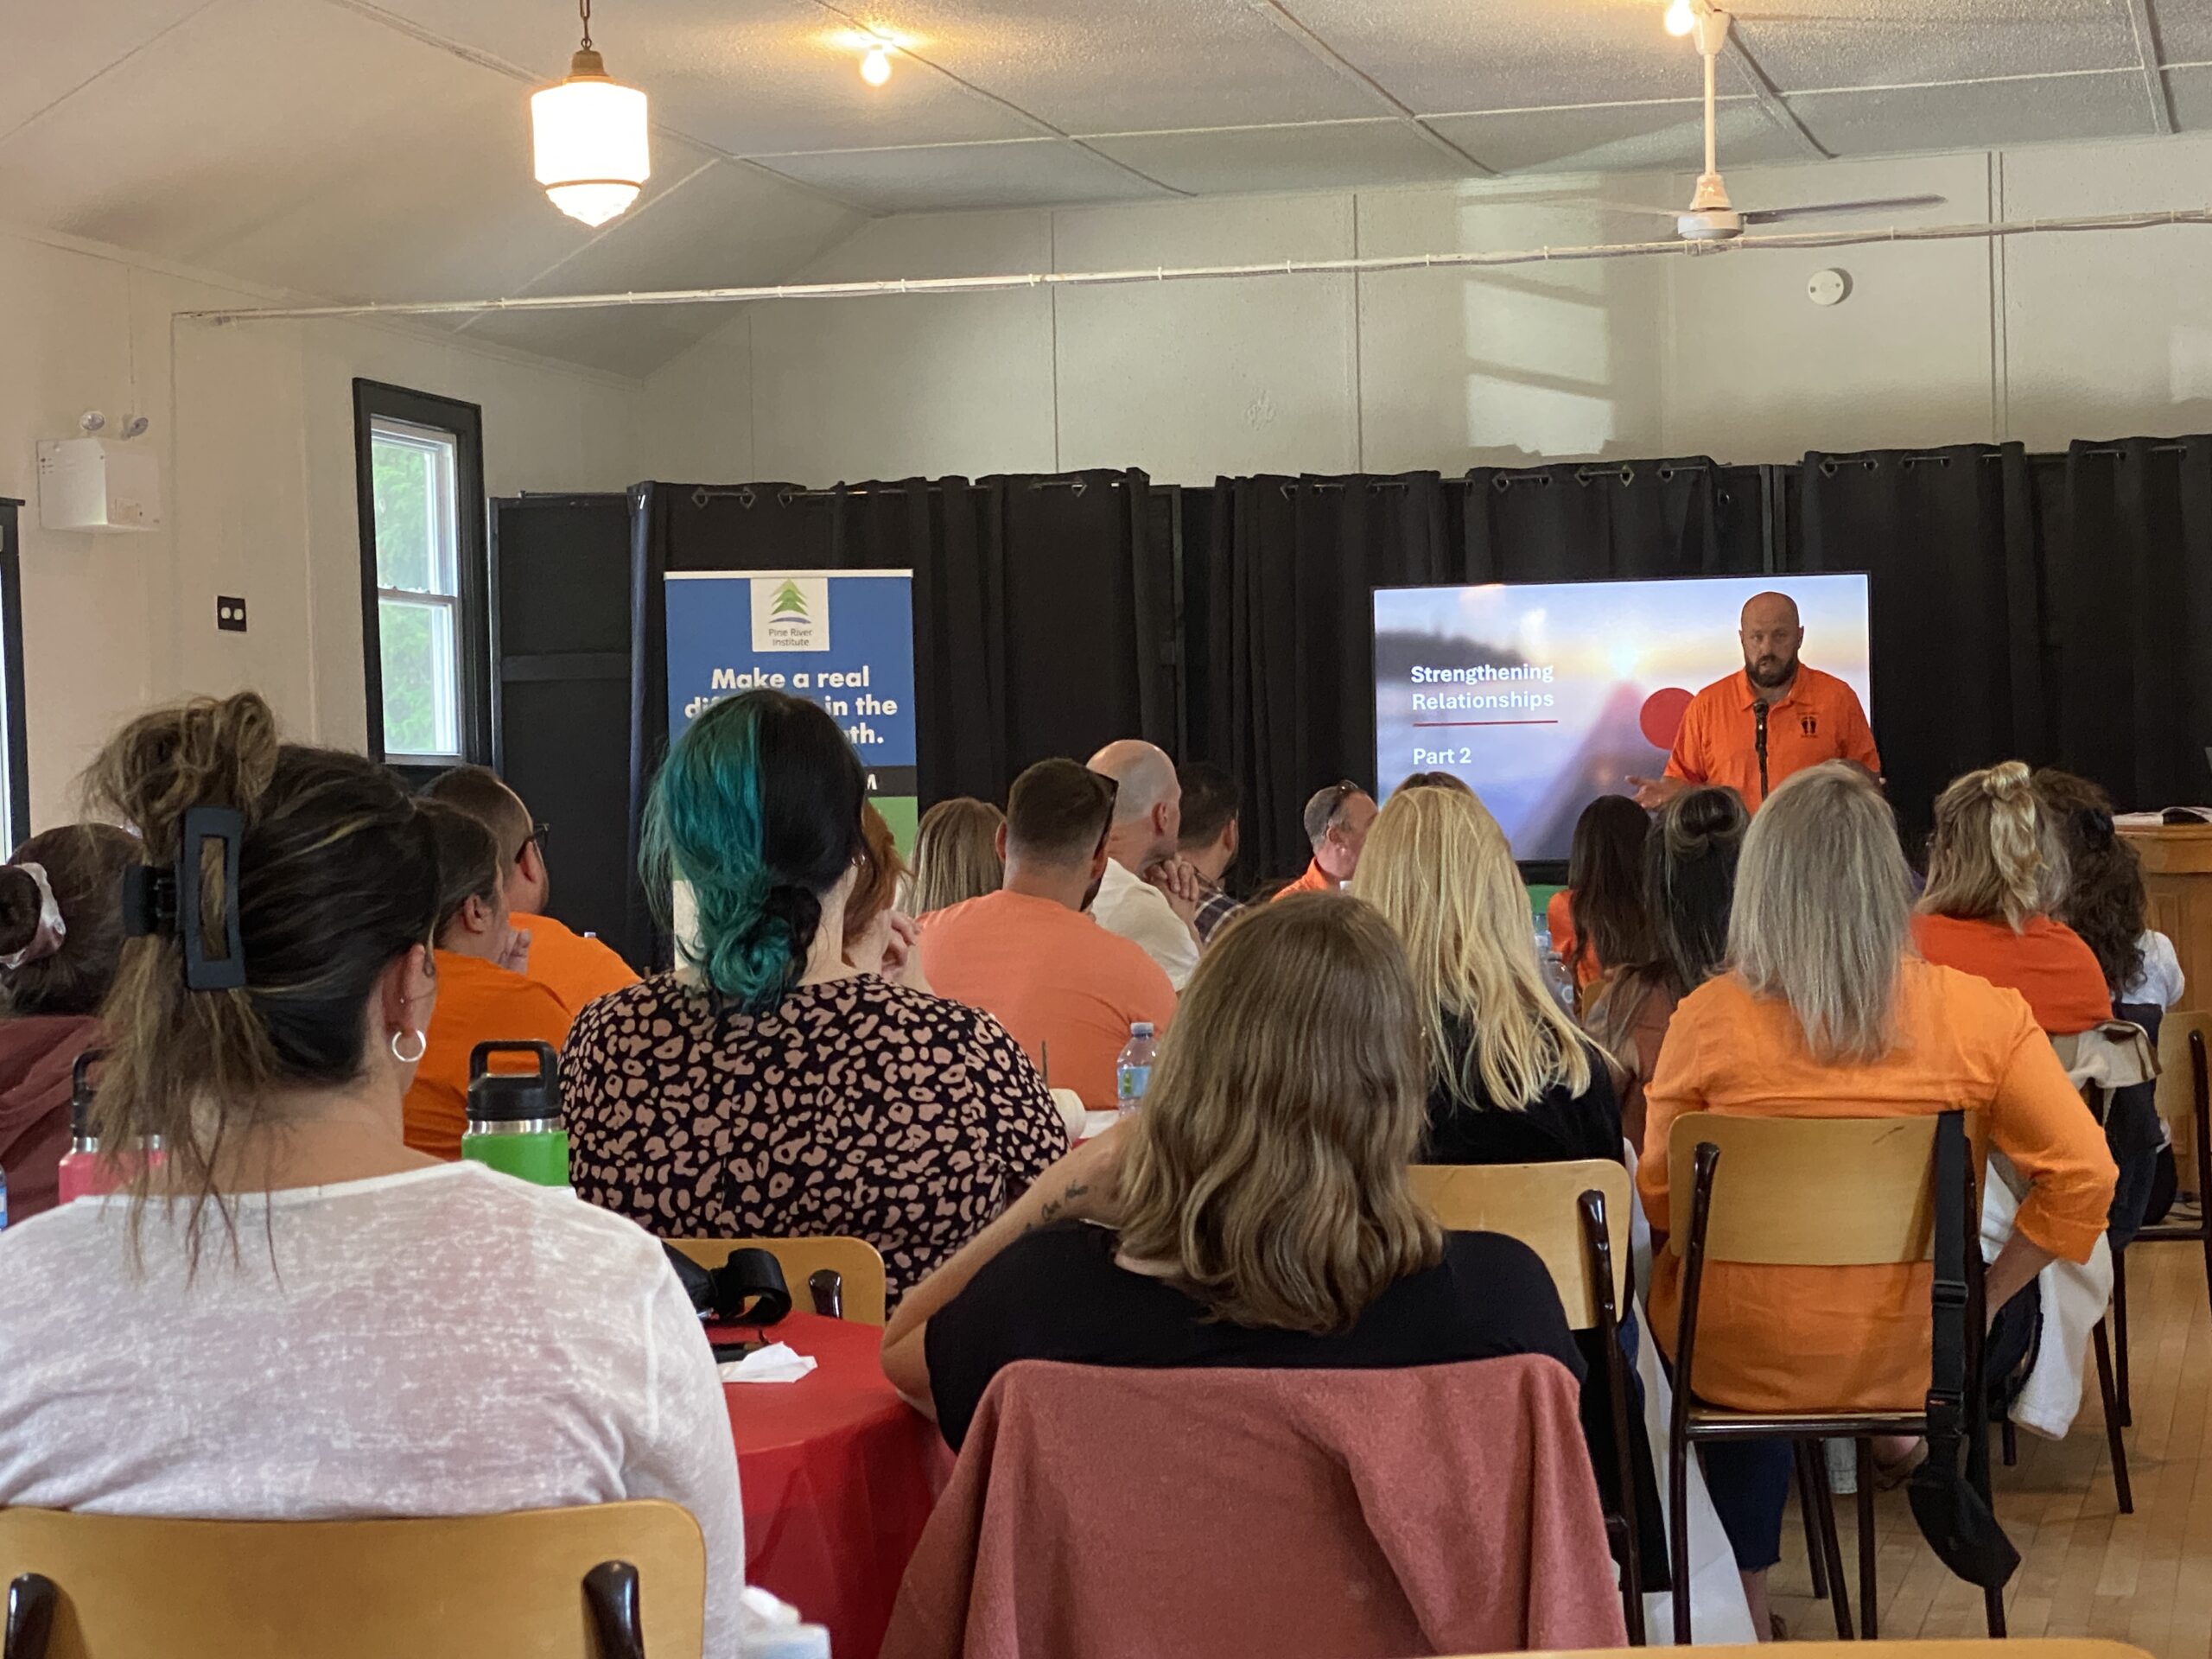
[1087,739,1182,869]
[1738,590,1805,693]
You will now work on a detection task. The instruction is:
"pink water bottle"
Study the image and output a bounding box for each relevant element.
[56,1050,164,1203]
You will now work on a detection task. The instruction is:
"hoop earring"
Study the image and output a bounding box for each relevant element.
[391,1028,427,1065]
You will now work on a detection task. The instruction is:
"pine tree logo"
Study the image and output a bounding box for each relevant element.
[770,580,810,620]
[752,574,830,652]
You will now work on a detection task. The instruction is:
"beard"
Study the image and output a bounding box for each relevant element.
[1081,875,1105,912]
[1746,651,1797,690]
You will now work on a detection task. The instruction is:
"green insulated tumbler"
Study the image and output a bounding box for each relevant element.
[461,1040,569,1189]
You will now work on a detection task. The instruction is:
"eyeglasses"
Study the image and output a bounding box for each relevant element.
[519,822,551,864]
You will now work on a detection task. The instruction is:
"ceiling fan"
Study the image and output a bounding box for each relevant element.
[1603,3,1943,243]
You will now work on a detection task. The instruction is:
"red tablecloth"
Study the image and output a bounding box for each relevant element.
[717,1312,943,1659]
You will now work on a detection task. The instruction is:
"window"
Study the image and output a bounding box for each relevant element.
[353,382,490,770]
[0,499,26,852]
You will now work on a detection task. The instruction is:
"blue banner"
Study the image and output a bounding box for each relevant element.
[664,569,918,843]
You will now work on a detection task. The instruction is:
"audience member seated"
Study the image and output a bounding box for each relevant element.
[918,760,1175,1109]
[1355,785,1623,1166]
[0,692,750,1656]
[1275,780,1377,899]
[1396,771,1474,795]
[881,893,1585,1449]
[401,804,575,1161]
[844,801,927,990]
[1085,740,1202,988]
[1640,760,2117,1635]
[907,798,1004,916]
[1175,761,1245,944]
[1548,794,1655,1004]
[563,690,1068,1302]
[1912,760,2113,1035]
[1584,786,1747,1149]
[0,825,136,1223]
[422,765,638,1013]
[2037,767,2178,1247]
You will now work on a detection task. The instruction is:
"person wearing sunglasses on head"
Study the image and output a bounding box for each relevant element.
[421,766,638,1017]
[1275,780,1378,899]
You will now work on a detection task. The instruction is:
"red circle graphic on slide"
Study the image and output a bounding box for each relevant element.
[1640,687,1695,750]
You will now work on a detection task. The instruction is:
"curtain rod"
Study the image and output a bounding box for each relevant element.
[179,208,2212,323]
[683,477,1118,506]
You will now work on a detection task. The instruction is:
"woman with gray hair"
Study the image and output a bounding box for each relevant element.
[1637,761,2115,1637]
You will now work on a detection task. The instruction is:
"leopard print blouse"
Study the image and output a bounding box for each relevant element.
[562,972,1070,1302]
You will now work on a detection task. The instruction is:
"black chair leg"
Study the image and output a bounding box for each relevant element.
[2001,1418,2018,1466]
[1795,1441,1830,1602]
[1855,1439,1879,1639]
[5,1574,57,1659]
[2112,1246,2132,1428]
[1806,1442,1855,1640]
[1670,1440,1693,1643]
[1986,1582,2008,1637]
[2092,1320,2134,1516]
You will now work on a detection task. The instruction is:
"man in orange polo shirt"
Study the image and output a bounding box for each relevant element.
[1275,780,1377,897]
[422,766,638,1014]
[1630,590,1878,812]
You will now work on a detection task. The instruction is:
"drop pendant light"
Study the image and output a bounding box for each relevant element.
[531,0,650,227]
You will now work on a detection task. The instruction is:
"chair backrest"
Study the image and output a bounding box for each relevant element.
[1664,1112,1947,1266]
[0,1502,704,1659]
[1408,1161,1630,1331]
[2155,1009,2212,1128]
[665,1236,888,1326]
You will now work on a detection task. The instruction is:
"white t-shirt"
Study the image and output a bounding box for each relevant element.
[1090,856,1200,990]
[0,1160,747,1657]
[2120,930,2185,1010]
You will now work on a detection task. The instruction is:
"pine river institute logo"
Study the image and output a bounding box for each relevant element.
[751,575,830,652]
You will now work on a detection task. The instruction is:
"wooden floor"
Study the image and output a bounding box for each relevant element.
[1768,1237,2212,1654]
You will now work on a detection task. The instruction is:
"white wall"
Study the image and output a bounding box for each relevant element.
[645,131,2212,486]
[0,222,645,831]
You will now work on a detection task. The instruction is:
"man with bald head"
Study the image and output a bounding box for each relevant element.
[1085,738,1203,989]
[1630,589,1879,812]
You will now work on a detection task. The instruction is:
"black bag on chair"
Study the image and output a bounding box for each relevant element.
[1906,1111,2020,1590]
[663,1244,793,1326]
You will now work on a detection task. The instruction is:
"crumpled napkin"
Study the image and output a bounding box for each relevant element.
[719,1341,818,1384]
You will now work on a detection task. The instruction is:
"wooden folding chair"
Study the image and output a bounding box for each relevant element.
[1409,1160,1644,1644]
[0,1501,704,1659]
[666,1235,888,1325]
[1665,1111,2004,1645]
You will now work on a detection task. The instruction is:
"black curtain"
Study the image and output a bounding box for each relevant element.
[1791,444,2044,855]
[1207,473,1458,882]
[1209,461,1758,885]
[2052,437,2212,809]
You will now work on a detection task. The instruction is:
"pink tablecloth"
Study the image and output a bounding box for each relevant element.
[717,1312,943,1659]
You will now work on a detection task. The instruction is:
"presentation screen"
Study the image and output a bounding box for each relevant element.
[1372,573,1872,862]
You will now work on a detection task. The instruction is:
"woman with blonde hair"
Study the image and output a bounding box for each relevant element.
[1641,761,2116,1634]
[1353,785,1623,1166]
[880,893,1583,1448]
[907,797,1006,917]
[1912,760,2112,1035]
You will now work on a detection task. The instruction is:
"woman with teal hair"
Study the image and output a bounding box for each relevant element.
[562,690,1069,1301]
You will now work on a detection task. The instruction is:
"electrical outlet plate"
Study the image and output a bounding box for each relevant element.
[216,596,248,632]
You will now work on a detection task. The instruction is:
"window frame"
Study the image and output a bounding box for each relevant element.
[353,380,491,776]
[0,499,28,851]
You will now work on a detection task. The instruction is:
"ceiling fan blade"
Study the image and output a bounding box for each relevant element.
[1586,200,1692,219]
[1738,194,1947,225]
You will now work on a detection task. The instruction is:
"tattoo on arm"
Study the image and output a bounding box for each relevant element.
[1031,1180,1091,1232]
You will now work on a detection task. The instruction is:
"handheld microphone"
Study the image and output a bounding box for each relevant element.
[1752,700,1770,800]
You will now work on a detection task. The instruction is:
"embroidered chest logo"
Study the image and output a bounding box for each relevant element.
[1800,715,1819,737]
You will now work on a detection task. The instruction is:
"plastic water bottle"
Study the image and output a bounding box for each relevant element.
[1534,925,1575,1014]
[461,1040,570,1189]
[1,1160,10,1235]
[1115,1022,1157,1117]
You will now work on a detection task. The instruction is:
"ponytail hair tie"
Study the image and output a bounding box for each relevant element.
[0,862,67,970]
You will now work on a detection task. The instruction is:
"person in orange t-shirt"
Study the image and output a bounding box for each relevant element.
[1910,760,2114,1034]
[919,760,1176,1109]
[1545,795,1654,999]
[1631,590,1879,813]
[1639,763,2113,1634]
[403,804,576,1161]
[1274,781,1376,899]
[421,765,638,1015]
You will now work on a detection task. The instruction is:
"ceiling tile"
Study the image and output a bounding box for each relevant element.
[1789,71,2159,156]
[874,0,1376,133]
[366,0,1034,156]
[2154,0,2212,67]
[0,0,212,143]
[1429,99,1804,175]
[750,140,1174,213]
[1084,121,1477,194]
[1281,0,1704,115]
[2164,67,2212,129]
[455,304,738,378]
[1732,0,2140,92]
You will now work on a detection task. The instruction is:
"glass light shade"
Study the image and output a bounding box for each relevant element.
[531,54,650,227]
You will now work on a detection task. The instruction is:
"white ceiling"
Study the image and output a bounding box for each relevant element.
[1,0,2201,373]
